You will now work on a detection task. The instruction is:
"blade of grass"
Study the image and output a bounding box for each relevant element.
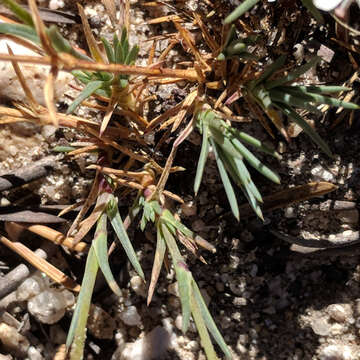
[107,195,144,279]
[147,220,166,305]
[190,289,218,360]
[276,103,332,157]
[77,3,105,63]
[192,281,232,359]
[194,120,210,195]
[265,57,321,89]
[229,135,280,184]
[67,80,104,114]
[66,245,98,357]
[224,0,260,24]
[0,23,39,43]
[93,212,122,296]
[227,126,281,159]
[160,221,191,333]
[1,0,34,26]
[210,139,240,221]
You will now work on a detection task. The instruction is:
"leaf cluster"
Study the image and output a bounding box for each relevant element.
[246,55,359,157]
[195,109,280,220]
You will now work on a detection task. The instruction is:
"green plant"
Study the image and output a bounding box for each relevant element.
[68,27,139,115]
[194,108,280,221]
[217,24,258,61]
[224,0,324,24]
[66,189,144,359]
[245,55,359,157]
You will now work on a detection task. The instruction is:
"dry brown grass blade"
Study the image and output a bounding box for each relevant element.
[193,12,219,53]
[0,53,199,81]
[147,15,183,24]
[6,45,38,111]
[6,222,88,252]
[239,182,338,216]
[68,145,101,157]
[245,97,275,138]
[146,102,183,132]
[0,234,80,291]
[100,95,118,136]
[264,107,290,143]
[87,165,149,180]
[28,0,57,57]
[173,21,210,71]
[169,89,197,132]
[44,65,59,127]
[67,170,100,237]
[101,0,117,26]
[125,0,130,31]
[77,3,105,64]
[73,191,111,243]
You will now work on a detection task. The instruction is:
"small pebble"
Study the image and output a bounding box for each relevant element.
[0,323,30,357]
[27,289,67,324]
[318,344,355,360]
[181,201,197,217]
[311,317,331,336]
[88,304,116,339]
[130,276,147,298]
[119,306,142,326]
[327,304,353,323]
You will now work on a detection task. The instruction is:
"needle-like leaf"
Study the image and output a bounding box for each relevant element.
[211,139,240,221]
[67,80,104,114]
[93,211,122,296]
[107,195,145,279]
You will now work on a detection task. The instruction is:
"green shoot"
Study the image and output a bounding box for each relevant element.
[195,109,280,220]
[246,56,359,157]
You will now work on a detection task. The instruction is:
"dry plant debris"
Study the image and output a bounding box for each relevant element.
[0,0,360,359]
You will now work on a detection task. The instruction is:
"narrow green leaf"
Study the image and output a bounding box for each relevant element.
[194,121,210,195]
[1,0,34,26]
[224,0,260,24]
[265,57,321,89]
[101,37,115,63]
[115,39,124,64]
[209,127,243,160]
[254,86,272,109]
[160,221,192,333]
[125,45,139,65]
[192,281,232,359]
[93,212,122,296]
[67,81,104,114]
[66,245,98,356]
[161,210,194,239]
[147,221,166,305]
[0,23,39,44]
[286,88,359,110]
[47,26,92,61]
[270,89,322,113]
[276,103,332,157]
[107,195,145,279]
[174,260,192,334]
[211,139,240,221]
[230,155,263,203]
[160,218,182,260]
[227,127,281,159]
[72,70,92,84]
[226,39,247,56]
[190,290,218,360]
[286,85,351,94]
